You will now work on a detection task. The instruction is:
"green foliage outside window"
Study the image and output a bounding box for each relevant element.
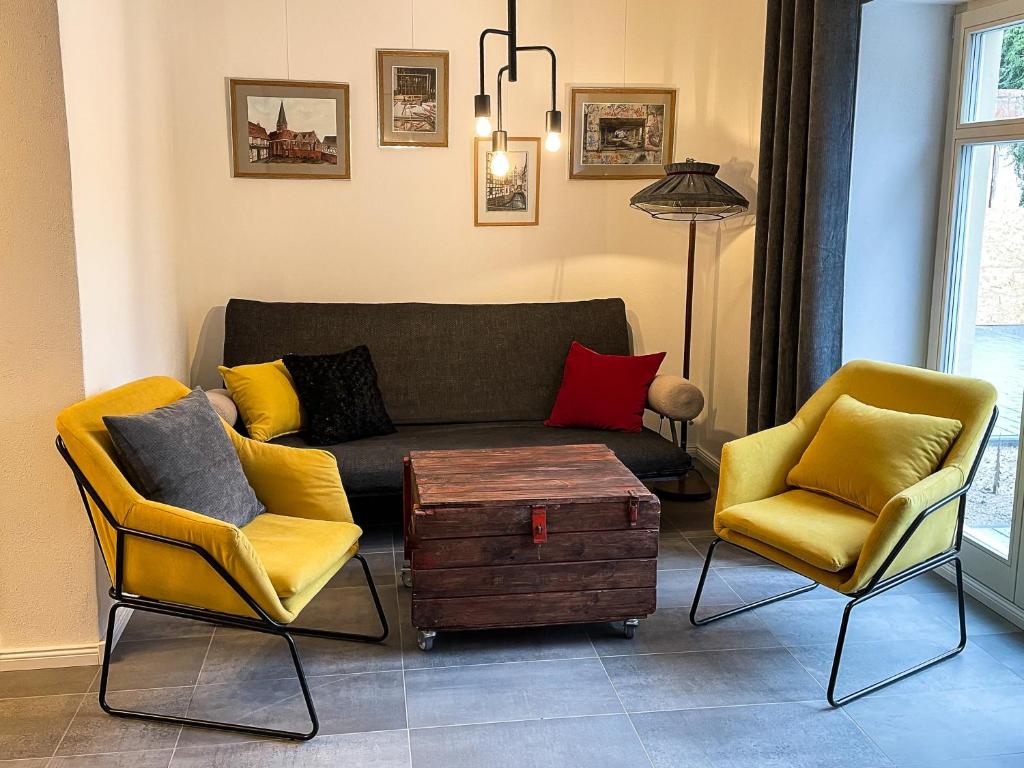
[1000,27,1024,204]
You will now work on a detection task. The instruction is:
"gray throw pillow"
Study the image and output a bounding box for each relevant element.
[103,389,265,527]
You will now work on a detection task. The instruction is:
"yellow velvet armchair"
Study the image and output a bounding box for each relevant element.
[55,376,388,741]
[690,359,998,706]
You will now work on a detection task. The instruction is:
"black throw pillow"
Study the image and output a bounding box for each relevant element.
[283,346,395,445]
[103,389,265,527]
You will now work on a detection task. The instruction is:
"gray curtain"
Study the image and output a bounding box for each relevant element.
[747,0,865,433]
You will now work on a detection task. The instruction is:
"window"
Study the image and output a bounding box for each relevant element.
[962,22,1024,123]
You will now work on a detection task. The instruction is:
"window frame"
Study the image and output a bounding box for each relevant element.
[929,0,1024,595]
[929,3,1024,375]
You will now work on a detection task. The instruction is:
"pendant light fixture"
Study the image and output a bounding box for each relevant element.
[475,0,560,178]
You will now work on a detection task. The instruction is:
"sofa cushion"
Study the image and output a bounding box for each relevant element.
[283,346,395,445]
[103,389,265,527]
[218,359,303,442]
[545,341,666,432]
[272,421,691,496]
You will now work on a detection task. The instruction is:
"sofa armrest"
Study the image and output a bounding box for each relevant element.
[224,426,354,523]
[647,375,704,422]
[205,388,239,427]
[715,422,809,515]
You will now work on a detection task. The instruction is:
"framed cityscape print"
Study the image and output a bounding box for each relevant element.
[474,137,540,226]
[229,78,350,179]
[568,87,676,179]
[376,49,449,148]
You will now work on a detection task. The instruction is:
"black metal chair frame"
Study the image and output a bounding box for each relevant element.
[689,407,998,707]
[55,436,389,741]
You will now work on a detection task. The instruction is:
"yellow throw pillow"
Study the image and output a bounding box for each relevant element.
[218,360,303,442]
[787,394,962,515]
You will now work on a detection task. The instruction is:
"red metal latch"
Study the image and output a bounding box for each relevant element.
[532,505,548,544]
[627,491,640,528]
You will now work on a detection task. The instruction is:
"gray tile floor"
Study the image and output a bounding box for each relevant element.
[4,485,1024,767]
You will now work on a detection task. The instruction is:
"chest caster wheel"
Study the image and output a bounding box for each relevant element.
[623,619,639,639]
[417,630,436,651]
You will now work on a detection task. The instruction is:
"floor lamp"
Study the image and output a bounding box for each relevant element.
[630,160,749,501]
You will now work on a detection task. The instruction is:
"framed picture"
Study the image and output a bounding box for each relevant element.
[229,78,350,179]
[474,137,541,227]
[568,87,676,179]
[376,49,449,148]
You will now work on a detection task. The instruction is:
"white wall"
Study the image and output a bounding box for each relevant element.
[0,1,98,668]
[844,0,955,366]
[667,4,762,457]
[59,0,187,393]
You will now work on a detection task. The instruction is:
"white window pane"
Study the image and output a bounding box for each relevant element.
[963,21,1024,123]
[946,141,1024,559]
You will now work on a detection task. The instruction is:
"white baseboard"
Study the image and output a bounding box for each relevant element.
[936,562,1024,630]
[0,608,131,672]
[0,642,102,671]
[691,444,721,474]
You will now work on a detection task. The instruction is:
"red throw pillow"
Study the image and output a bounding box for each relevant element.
[545,341,666,432]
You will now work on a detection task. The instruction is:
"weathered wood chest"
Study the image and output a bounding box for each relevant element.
[402,444,660,650]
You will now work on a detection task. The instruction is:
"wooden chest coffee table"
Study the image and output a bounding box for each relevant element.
[401,443,660,650]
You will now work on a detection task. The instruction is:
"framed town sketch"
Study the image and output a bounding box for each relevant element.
[474,137,540,226]
[376,49,449,148]
[229,79,350,179]
[568,87,676,179]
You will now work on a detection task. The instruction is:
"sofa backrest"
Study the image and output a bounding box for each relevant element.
[223,298,631,425]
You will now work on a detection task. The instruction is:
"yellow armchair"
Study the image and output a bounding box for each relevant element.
[691,359,998,706]
[55,376,388,741]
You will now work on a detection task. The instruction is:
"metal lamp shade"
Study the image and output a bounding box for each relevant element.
[630,161,748,221]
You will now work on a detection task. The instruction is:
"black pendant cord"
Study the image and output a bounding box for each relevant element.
[476,0,559,136]
[507,0,517,81]
[478,27,509,97]
[476,0,518,97]
[516,45,557,111]
[495,46,557,132]
[497,65,507,132]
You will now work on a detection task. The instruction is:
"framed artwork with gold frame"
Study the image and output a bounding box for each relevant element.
[568,86,676,179]
[376,49,449,148]
[229,78,350,179]
[474,137,541,227]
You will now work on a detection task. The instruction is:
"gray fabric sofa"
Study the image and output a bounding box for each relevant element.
[223,298,694,496]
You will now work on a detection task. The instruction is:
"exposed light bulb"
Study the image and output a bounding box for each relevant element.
[544,131,561,152]
[490,150,510,178]
[475,116,493,137]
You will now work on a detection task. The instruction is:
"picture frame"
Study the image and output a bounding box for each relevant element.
[568,86,677,180]
[229,78,350,179]
[376,49,449,148]
[474,137,541,227]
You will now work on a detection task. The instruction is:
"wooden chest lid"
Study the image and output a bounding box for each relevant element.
[408,444,656,508]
